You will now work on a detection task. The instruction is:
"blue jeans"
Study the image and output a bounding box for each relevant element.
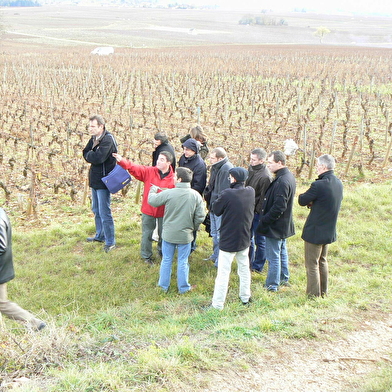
[209,213,221,266]
[91,188,115,246]
[249,213,266,272]
[265,237,289,291]
[158,240,191,294]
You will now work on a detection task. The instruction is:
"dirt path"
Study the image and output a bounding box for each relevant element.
[202,315,392,392]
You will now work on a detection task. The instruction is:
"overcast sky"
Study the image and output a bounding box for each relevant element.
[185,0,391,14]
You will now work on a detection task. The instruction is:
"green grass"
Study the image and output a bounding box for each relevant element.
[1,181,391,390]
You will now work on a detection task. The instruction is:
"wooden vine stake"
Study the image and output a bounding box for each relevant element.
[382,135,392,168]
[329,121,337,155]
[308,140,316,180]
[82,176,89,205]
[26,170,37,217]
[344,135,359,176]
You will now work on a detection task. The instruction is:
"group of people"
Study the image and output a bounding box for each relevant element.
[82,114,343,310]
[0,114,344,331]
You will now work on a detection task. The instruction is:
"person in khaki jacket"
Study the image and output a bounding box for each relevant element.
[148,167,205,294]
[0,207,46,331]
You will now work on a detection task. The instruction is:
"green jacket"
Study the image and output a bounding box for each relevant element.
[148,182,206,244]
[0,208,15,284]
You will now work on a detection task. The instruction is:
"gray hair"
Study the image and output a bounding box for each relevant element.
[251,148,267,161]
[318,154,336,170]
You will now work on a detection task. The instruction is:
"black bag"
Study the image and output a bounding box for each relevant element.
[102,164,132,194]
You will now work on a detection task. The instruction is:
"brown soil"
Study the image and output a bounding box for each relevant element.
[201,314,392,392]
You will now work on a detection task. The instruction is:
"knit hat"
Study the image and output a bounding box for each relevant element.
[229,167,248,182]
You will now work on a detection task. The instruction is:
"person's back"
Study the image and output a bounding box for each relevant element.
[213,184,255,253]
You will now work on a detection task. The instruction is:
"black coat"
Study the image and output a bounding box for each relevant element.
[298,170,343,244]
[245,163,272,214]
[178,153,207,195]
[257,167,296,239]
[152,142,176,170]
[0,208,15,285]
[83,130,117,189]
[213,182,255,252]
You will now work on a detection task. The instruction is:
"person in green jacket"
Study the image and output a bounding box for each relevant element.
[0,207,46,331]
[148,167,205,294]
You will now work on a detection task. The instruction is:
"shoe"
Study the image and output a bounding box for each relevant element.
[241,297,253,306]
[280,281,291,287]
[27,319,46,331]
[180,285,196,294]
[104,245,116,253]
[201,304,217,311]
[87,237,104,243]
[144,257,154,266]
[266,285,278,292]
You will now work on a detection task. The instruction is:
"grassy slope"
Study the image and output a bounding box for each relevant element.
[1,179,391,391]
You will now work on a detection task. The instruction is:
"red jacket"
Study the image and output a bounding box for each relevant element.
[118,159,175,218]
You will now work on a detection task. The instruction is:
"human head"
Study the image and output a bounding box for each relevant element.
[210,147,227,164]
[89,115,105,137]
[317,154,336,175]
[156,151,173,173]
[250,148,267,166]
[189,124,207,143]
[267,150,286,173]
[153,132,168,148]
[229,167,248,183]
[182,138,198,158]
[175,167,193,183]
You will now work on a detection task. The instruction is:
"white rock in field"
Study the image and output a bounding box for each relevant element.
[284,139,298,156]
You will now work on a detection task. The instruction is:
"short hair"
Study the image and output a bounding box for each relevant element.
[154,132,168,144]
[189,124,207,143]
[251,148,267,161]
[318,154,336,170]
[89,115,105,128]
[211,147,227,159]
[269,150,286,165]
[159,150,173,164]
[176,167,193,183]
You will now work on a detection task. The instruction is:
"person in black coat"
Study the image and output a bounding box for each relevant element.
[209,167,255,310]
[298,154,343,297]
[83,115,117,252]
[178,138,207,195]
[152,132,176,170]
[0,207,46,331]
[257,151,296,292]
[178,138,207,252]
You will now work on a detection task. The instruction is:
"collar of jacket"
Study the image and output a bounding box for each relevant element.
[93,129,107,143]
[182,153,197,163]
[230,182,245,189]
[249,163,266,172]
[317,170,334,180]
[176,182,191,189]
[274,166,290,179]
[212,156,228,169]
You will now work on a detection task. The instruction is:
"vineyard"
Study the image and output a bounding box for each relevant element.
[1,45,392,217]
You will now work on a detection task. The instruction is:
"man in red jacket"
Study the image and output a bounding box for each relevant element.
[113,151,175,265]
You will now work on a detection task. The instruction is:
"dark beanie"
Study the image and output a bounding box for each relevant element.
[229,167,248,182]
